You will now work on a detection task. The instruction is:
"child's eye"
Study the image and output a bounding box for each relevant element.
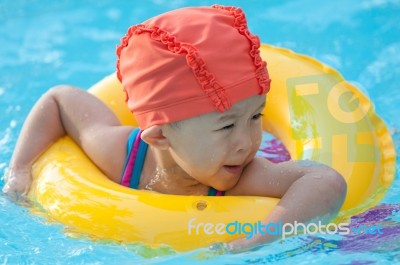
[220,124,235,131]
[252,113,263,120]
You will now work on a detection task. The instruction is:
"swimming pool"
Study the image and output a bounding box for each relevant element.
[1,0,399,264]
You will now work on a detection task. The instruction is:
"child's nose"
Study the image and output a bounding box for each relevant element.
[234,128,253,154]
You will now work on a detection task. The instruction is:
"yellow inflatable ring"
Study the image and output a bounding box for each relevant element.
[29,45,396,251]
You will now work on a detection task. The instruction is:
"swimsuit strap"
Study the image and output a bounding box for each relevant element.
[121,128,224,196]
[208,187,225,196]
[121,128,148,189]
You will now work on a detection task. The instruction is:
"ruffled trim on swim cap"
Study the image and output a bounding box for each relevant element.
[116,32,130,102]
[116,24,231,112]
[212,5,271,94]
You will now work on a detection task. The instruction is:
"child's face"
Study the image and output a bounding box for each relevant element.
[162,95,266,191]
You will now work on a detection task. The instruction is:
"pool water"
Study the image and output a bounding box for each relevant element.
[1,0,399,264]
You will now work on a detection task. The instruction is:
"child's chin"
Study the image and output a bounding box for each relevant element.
[214,178,239,192]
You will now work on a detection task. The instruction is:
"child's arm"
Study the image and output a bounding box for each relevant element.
[3,85,134,201]
[225,157,347,251]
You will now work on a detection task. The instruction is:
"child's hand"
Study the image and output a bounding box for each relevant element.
[2,167,32,203]
[209,241,258,254]
[210,233,272,254]
[225,234,267,253]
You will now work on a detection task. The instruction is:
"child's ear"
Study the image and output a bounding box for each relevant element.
[141,125,169,150]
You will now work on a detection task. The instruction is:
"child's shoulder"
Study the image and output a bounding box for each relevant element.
[225,156,274,196]
[225,157,304,197]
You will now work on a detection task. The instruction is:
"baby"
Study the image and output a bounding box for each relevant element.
[2,5,346,251]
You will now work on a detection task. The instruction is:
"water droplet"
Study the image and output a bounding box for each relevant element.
[10,120,17,128]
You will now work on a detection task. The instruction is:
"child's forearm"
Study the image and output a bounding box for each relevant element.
[228,170,347,251]
[3,87,68,199]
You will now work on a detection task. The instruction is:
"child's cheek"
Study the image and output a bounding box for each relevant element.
[253,129,262,147]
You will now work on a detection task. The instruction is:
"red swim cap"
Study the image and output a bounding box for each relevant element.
[116,5,271,129]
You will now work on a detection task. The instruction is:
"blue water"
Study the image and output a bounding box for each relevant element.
[1,0,399,264]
